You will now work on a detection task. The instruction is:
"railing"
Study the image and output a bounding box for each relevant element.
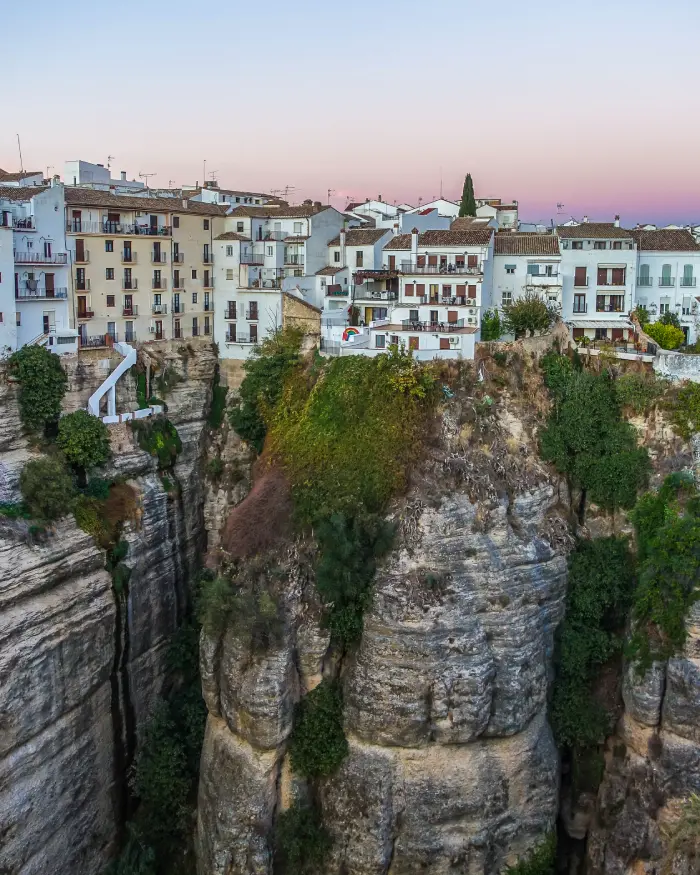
[225,308,237,320]
[123,278,138,290]
[247,277,283,289]
[203,302,213,312]
[526,273,560,284]
[77,309,95,319]
[226,332,257,344]
[327,287,349,296]
[262,230,285,241]
[66,221,172,236]
[74,250,90,264]
[400,261,481,275]
[14,251,68,265]
[681,276,697,287]
[124,332,136,343]
[285,255,305,265]
[637,276,653,287]
[202,253,214,264]
[76,279,91,291]
[152,278,167,289]
[572,303,588,313]
[574,278,589,287]
[192,326,199,337]
[400,319,466,332]
[79,334,115,348]
[151,252,167,263]
[246,309,259,320]
[121,251,136,263]
[173,252,184,263]
[598,281,626,287]
[595,305,625,313]
[172,302,185,314]
[241,252,265,264]
[173,326,182,339]
[13,217,34,230]
[354,290,398,301]
[123,305,138,316]
[16,286,69,299]
[658,277,675,287]
[203,277,214,288]
[417,295,475,306]
[152,303,168,315]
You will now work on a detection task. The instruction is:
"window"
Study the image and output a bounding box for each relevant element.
[173,216,180,228]
[237,222,244,233]
[682,296,692,315]
[0,313,2,322]
[594,241,606,250]
[661,264,673,287]
[105,240,114,252]
[505,265,515,274]
[526,264,540,275]
[226,245,233,257]
[572,241,583,250]
[192,292,198,304]
[639,264,651,286]
[612,241,622,250]
[375,335,386,349]
[574,266,587,287]
[294,222,303,234]
[573,294,586,314]
[153,293,162,306]
[409,309,419,322]
[191,269,197,279]
[660,298,670,314]
[204,316,211,335]
[226,269,234,280]
[405,283,415,296]
[204,270,210,287]
[250,324,258,343]
[501,290,512,306]
[106,268,114,280]
[408,336,419,351]
[16,312,20,326]
[106,295,115,307]
[356,251,364,267]
[248,301,258,320]
[203,219,209,230]
[682,265,695,287]
[267,246,273,257]
[334,251,340,263]
[430,310,438,324]
[192,317,198,336]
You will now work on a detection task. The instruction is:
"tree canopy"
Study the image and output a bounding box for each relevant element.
[57,410,111,474]
[8,345,67,434]
[458,174,476,217]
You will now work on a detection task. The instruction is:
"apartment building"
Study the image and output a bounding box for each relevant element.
[475,199,519,229]
[64,189,227,346]
[214,203,345,358]
[323,228,394,322]
[368,227,494,359]
[63,159,145,192]
[0,180,72,354]
[190,181,285,208]
[631,229,700,344]
[491,233,562,311]
[557,220,637,343]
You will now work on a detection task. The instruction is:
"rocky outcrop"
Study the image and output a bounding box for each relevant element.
[196,384,570,875]
[0,340,217,875]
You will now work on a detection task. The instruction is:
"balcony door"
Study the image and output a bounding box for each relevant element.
[124,294,133,315]
[75,239,85,262]
[45,273,55,297]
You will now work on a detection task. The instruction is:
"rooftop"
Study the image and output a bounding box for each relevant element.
[494,233,561,256]
[64,187,230,216]
[226,203,334,219]
[316,265,345,276]
[215,231,251,241]
[0,169,43,183]
[451,217,493,231]
[557,222,633,240]
[328,228,390,246]
[631,229,700,252]
[0,184,49,202]
[383,228,494,250]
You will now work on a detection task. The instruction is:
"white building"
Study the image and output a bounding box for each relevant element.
[631,229,700,344]
[0,168,44,187]
[189,181,284,208]
[491,233,562,312]
[475,199,519,230]
[64,160,145,192]
[406,198,461,219]
[322,228,395,322]
[0,180,72,355]
[214,203,345,358]
[557,220,637,344]
[367,227,495,360]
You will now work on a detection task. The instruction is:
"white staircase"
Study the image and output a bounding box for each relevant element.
[88,342,137,418]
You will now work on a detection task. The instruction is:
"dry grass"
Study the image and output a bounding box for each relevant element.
[221,465,293,559]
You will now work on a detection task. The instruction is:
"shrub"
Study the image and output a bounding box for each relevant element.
[229,327,304,451]
[207,369,227,429]
[104,825,156,875]
[136,372,149,410]
[8,345,67,434]
[661,793,700,875]
[481,309,502,341]
[633,305,650,326]
[154,366,181,398]
[669,382,700,439]
[85,477,112,500]
[206,456,224,482]
[197,575,238,637]
[643,321,685,350]
[74,495,111,544]
[0,502,31,519]
[20,457,75,521]
[274,801,332,875]
[659,310,681,329]
[615,372,665,415]
[133,418,182,469]
[540,350,576,403]
[57,410,111,475]
[505,833,556,875]
[289,679,348,778]
[503,293,557,338]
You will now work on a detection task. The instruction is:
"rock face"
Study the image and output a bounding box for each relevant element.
[0,340,217,875]
[196,386,570,875]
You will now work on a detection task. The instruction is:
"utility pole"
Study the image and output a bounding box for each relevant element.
[327,188,336,205]
[139,172,156,192]
[107,155,115,170]
[16,134,23,173]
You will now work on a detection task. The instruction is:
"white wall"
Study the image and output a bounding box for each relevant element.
[636,251,700,343]
[0,227,17,354]
[491,254,562,311]
[407,199,460,218]
[559,236,636,324]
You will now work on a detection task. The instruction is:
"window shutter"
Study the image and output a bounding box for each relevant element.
[456,284,466,295]
[597,267,607,285]
[416,283,425,296]
[405,283,414,296]
[575,267,587,286]
[447,310,458,323]
[468,284,476,296]
[467,254,478,268]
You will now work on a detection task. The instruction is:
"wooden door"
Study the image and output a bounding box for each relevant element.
[440,338,450,350]
[75,239,85,262]
[597,267,607,285]
[45,273,55,296]
[408,336,419,351]
[611,268,624,286]
[388,255,395,270]
[448,310,458,323]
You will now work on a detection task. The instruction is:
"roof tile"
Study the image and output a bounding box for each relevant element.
[631,229,700,252]
[328,229,390,246]
[557,223,633,240]
[494,233,561,256]
[383,228,493,250]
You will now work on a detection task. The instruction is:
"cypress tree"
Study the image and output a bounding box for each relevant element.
[458,173,477,217]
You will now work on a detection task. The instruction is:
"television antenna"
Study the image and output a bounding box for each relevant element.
[139,172,156,191]
[45,165,54,179]
[327,188,336,204]
[208,169,218,182]
[556,202,565,214]
[270,184,297,199]
[107,155,115,170]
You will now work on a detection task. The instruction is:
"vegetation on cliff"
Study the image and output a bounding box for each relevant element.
[8,344,67,435]
[132,417,182,469]
[505,832,556,875]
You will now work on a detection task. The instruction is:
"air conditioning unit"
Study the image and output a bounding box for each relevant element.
[149,325,155,333]
[467,317,475,324]
[466,298,475,305]
[469,308,475,315]
[449,336,459,346]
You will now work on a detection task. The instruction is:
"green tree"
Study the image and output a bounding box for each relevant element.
[659,310,681,329]
[57,410,111,478]
[289,679,348,778]
[643,321,685,350]
[20,457,75,520]
[274,801,332,875]
[8,345,67,434]
[458,173,476,217]
[503,293,557,338]
[669,382,700,439]
[480,309,502,341]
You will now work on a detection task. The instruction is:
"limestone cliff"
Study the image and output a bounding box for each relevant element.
[195,365,571,875]
[0,339,217,875]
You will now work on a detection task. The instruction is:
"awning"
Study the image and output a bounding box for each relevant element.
[568,319,633,329]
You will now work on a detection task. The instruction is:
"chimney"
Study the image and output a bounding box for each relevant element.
[340,227,346,266]
[614,215,620,227]
[411,227,419,259]
[582,215,589,223]
[313,200,322,210]
[120,171,127,181]
[378,194,382,202]
[182,199,188,209]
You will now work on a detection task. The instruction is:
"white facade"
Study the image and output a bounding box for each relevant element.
[406,199,460,219]
[476,201,518,230]
[0,182,71,355]
[64,160,145,191]
[0,223,16,353]
[490,234,562,313]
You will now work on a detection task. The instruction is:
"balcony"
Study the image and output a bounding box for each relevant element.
[659,276,675,287]
[151,252,167,264]
[203,278,214,289]
[152,278,167,290]
[595,304,625,313]
[598,281,626,287]
[638,276,653,287]
[241,252,266,265]
[79,334,116,348]
[77,309,95,319]
[525,272,561,286]
[203,302,213,312]
[121,251,136,264]
[13,217,34,230]
[14,251,68,265]
[262,230,285,241]
[284,255,305,266]
[246,309,259,320]
[418,295,470,306]
[400,319,466,332]
[681,276,697,287]
[172,277,185,289]
[400,261,482,275]
[76,278,91,292]
[123,305,139,317]
[124,331,137,343]
[173,252,184,264]
[326,287,348,297]
[202,253,214,264]
[247,276,283,290]
[353,289,398,301]
[226,332,257,344]
[66,221,172,236]
[74,250,90,264]
[152,303,168,315]
[16,286,69,300]
[225,308,236,320]
[172,302,185,314]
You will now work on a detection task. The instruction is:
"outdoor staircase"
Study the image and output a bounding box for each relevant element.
[87,342,137,418]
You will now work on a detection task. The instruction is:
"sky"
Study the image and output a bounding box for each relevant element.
[1,0,699,226]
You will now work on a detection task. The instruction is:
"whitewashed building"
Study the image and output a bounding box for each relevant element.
[323,228,395,322]
[406,199,460,219]
[64,159,145,192]
[557,220,637,344]
[0,180,72,355]
[476,199,519,230]
[491,233,562,312]
[631,229,700,344]
[367,227,495,360]
[214,203,345,358]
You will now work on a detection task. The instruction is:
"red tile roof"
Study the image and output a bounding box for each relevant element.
[494,233,560,256]
[215,231,250,241]
[328,228,390,246]
[383,228,493,250]
[631,229,700,252]
[0,169,43,183]
[557,223,633,240]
